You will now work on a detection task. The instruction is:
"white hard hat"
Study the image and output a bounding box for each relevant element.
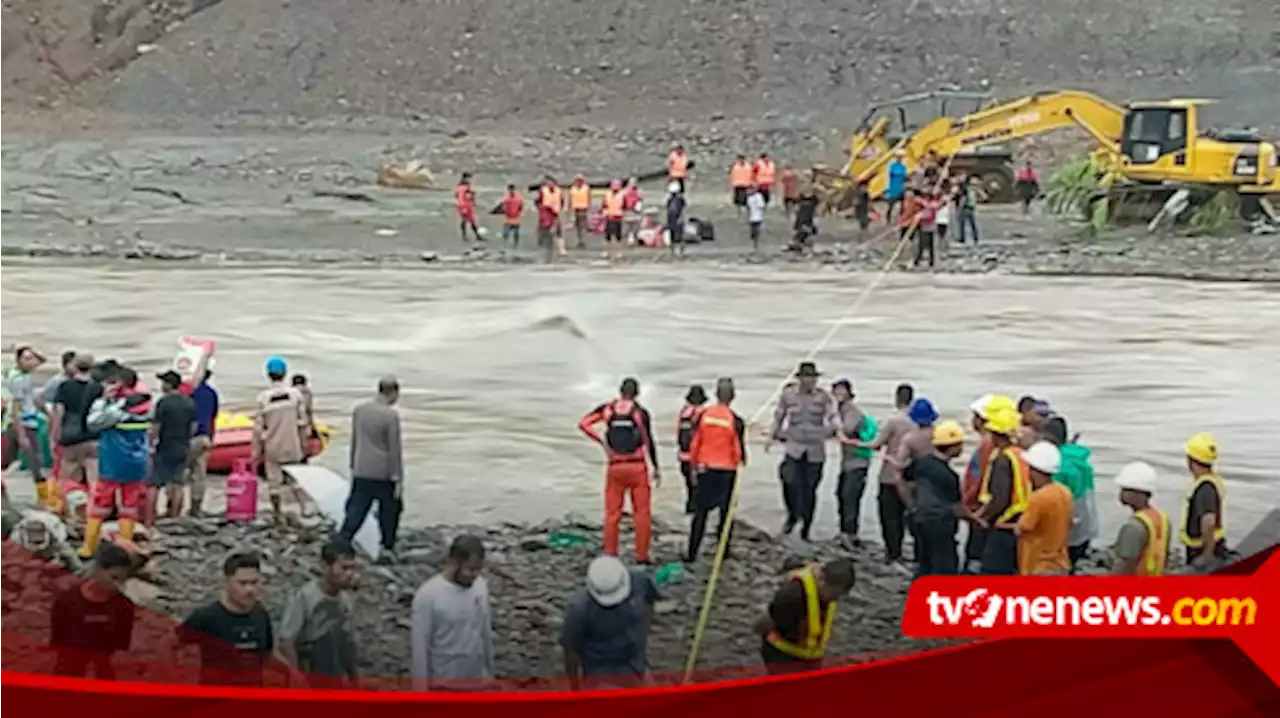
[585,556,632,608]
[1114,461,1158,494]
[1024,441,1061,475]
[970,394,995,419]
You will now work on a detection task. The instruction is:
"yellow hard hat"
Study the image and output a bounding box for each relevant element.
[1184,432,1218,465]
[984,407,1021,435]
[931,420,966,447]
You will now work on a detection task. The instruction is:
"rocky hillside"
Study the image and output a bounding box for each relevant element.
[4,0,1277,131]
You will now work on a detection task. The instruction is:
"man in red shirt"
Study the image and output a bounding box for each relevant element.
[501,184,524,248]
[780,165,800,217]
[537,199,558,263]
[454,173,484,242]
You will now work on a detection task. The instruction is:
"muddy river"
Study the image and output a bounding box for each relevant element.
[2,263,1276,547]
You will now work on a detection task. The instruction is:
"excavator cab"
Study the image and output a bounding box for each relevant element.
[1120,100,1277,189]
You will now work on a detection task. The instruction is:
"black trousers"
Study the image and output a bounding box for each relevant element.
[914,517,959,576]
[965,523,989,569]
[980,527,1019,575]
[339,477,403,550]
[836,466,868,537]
[686,469,735,560]
[679,461,696,514]
[913,228,935,267]
[878,483,908,561]
[780,455,823,540]
[1068,542,1090,575]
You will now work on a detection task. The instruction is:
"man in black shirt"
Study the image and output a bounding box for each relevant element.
[176,551,283,686]
[50,355,101,499]
[50,542,136,679]
[902,420,967,576]
[149,371,197,522]
[757,558,855,674]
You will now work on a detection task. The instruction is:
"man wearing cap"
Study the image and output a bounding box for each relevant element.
[253,356,310,524]
[884,150,909,224]
[902,420,967,575]
[974,407,1030,575]
[1180,432,1228,570]
[832,379,875,550]
[148,370,197,523]
[769,362,838,543]
[1110,462,1169,576]
[560,556,659,689]
[1012,441,1072,576]
[675,384,709,514]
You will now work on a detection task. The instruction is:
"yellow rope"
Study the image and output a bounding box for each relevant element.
[681,155,957,682]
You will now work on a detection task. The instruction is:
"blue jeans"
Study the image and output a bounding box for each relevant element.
[958,208,980,244]
[502,224,520,247]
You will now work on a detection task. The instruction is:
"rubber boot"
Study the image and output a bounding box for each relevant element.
[35,482,49,508]
[79,518,103,559]
[119,517,135,541]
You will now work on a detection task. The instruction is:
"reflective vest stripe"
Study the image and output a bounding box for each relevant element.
[765,567,836,661]
[1133,508,1169,576]
[1179,473,1226,547]
[977,447,1030,523]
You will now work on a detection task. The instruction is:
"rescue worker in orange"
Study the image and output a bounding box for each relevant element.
[568,174,593,249]
[756,558,856,675]
[754,153,778,206]
[780,164,800,217]
[962,394,1014,572]
[675,384,708,514]
[538,175,566,256]
[684,378,747,563]
[667,145,690,194]
[974,406,1030,575]
[454,173,484,242]
[1180,432,1228,571]
[577,378,661,564]
[501,184,524,248]
[1109,462,1169,576]
[729,155,754,216]
[601,179,627,262]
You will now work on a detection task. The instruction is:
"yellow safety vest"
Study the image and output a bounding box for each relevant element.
[1131,507,1170,576]
[1179,473,1226,548]
[978,446,1030,523]
[765,567,836,661]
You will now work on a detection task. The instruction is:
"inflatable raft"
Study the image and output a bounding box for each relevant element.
[207,413,330,474]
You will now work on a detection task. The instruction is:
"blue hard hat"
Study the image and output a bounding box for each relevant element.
[265,355,288,376]
[908,398,939,427]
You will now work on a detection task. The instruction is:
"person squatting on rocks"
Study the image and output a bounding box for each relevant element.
[340,376,404,564]
[147,370,196,526]
[454,173,485,243]
[757,558,856,675]
[561,555,659,690]
[253,356,312,525]
[901,420,967,575]
[769,362,838,544]
[11,507,83,573]
[411,535,494,690]
[832,379,875,551]
[81,366,152,559]
[1012,441,1073,576]
[1110,461,1170,576]
[50,541,135,679]
[279,538,360,687]
[849,383,915,564]
[578,378,661,564]
[675,384,708,514]
[684,378,747,563]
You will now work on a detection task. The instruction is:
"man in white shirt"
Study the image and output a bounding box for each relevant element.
[746,184,767,252]
[410,535,494,690]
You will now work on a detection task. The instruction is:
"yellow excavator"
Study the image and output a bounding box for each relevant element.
[819,89,1280,223]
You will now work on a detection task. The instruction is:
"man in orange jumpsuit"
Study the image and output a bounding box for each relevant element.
[454,173,484,242]
[578,378,661,564]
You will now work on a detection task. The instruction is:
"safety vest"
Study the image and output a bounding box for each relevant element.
[963,436,997,508]
[689,404,742,471]
[978,446,1030,524]
[569,184,592,210]
[502,194,523,225]
[668,152,688,179]
[676,404,703,462]
[540,185,563,212]
[604,190,625,219]
[1131,507,1170,576]
[730,162,753,188]
[766,566,836,661]
[755,159,777,186]
[1179,473,1226,548]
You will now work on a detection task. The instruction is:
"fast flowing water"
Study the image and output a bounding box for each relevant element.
[2,263,1276,546]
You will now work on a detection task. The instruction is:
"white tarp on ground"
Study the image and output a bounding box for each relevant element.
[283,464,381,561]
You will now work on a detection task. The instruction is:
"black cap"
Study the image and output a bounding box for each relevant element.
[156,370,183,387]
[795,361,821,377]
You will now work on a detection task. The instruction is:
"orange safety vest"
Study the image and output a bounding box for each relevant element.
[755,159,777,186]
[604,190,625,219]
[540,185,563,212]
[730,162,753,188]
[569,184,592,210]
[676,404,703,462]
[765,566,836,661]
[1132,506,1170,576]
[978,445,1031,524]
[689,404,742,471]
[668,151,689,179]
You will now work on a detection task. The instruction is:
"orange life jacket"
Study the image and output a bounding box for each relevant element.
[730,162,753,188]
[668,152,688,179]
[755,159,777,186]
[689,404,742,471]
[569,184,592,210]
[676,404,704,462]
[604,190,625,219]
[1132,506,1170,576]
[540,185,563,212]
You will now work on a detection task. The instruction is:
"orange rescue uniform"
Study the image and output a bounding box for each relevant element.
[569,184,592,211]
[668,151,689,180]
[755,159,777,189]
[578,399,658,562]
[730,161,754,188]
[688,404,745,471]
[603,190,626,219]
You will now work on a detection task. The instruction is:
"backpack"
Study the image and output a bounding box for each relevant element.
[604,401,645,454]
[677,406,701,454]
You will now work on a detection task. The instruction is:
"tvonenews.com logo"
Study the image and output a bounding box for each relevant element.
[925,589,1258,629]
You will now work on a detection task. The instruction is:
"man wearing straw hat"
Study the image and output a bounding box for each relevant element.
[768,362,838,543]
